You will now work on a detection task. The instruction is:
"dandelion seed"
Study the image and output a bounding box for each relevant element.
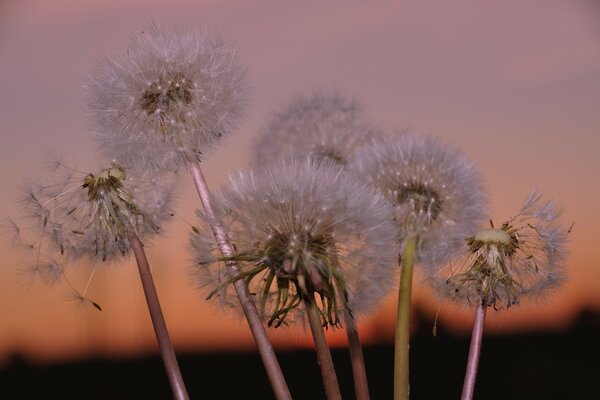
[255,92,377,166]
[190,158,397,327]
[85,22,247,172]
[431,190,568,309]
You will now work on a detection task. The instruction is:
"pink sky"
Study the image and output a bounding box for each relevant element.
[1,0,599,364]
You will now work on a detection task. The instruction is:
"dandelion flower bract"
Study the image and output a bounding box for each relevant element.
[85,23,247,172]
[190,159,397,327]
[255,92,376,166]
[352,132,486,263]
[431,191,568,308]
[21,161,175,263]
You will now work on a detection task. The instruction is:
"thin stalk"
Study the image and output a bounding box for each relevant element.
[326,233,370,400]
[343,308,370,400]
[304,294,342,400]
[130,233,189,400]
[394,237,417,400]
[189,162,292,400]
[461,302,487,400]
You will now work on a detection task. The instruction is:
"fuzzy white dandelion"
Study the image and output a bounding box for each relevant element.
[255,92,377,166]
[190,159,397,399]
[430,191,569,400]
[352,132,486,261]
[85,23,247,172]
[352,132,487,400]
[191,158,397,325]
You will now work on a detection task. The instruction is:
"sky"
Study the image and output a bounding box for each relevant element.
[0,0,599,365]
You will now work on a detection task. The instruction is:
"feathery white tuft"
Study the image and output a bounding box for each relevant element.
[20,161,176,263]
[190,158,397,327]
[430,191,569,309]
[255,92,377,166]
[85,23,247,172]
[351,132,487,263]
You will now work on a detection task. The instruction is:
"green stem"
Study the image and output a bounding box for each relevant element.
[394,237,417,400]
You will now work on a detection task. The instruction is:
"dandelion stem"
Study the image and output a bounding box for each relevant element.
[343,308,370,400]
[130,234,189,400]
[394,236,417,400]
[189,162,292,400]
[304,293,342,400]
[461,302,486,400]
[327,233,370,400]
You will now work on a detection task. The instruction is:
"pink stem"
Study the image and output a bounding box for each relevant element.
[344,311,370,400]
[189,162,292,400]
[304,294,342,400]
[461,303,487,400]
[130,233,189,400]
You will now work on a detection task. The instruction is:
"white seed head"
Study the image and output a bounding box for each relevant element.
[20,161,176,263]
[255,92,377,166]
[85,23,247,172]
[430,191,569,309]
[351,132,487,264]
[190,158,398,327]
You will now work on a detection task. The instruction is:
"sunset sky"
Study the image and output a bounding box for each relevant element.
[0,0,599,365]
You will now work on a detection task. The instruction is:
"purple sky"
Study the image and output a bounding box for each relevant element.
[1,0,599,363]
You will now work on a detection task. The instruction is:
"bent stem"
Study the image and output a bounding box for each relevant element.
[343,308,370,400]
[394,237,417,400]
[189,162,292,400]
[461,302,487,400]
[130,233,189,400]
[304,294,342,400]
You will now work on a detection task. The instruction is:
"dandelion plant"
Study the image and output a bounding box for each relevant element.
[353,132,486,399]
[15,161,188,399]
[255,91,382,399]
[85,23,292,399]
[430,191,568,400]
[190,159,398,400]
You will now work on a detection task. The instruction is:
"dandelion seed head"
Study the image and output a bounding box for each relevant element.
[431,191,569,309]
[85,23,247,172]
[255,92,376,166]
[21,161,175,263]
[352,132,487,263]
[190,159,397,328]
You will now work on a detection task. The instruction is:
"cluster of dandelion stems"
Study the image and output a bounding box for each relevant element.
[446,223,521,308]
[207,228,348,329]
